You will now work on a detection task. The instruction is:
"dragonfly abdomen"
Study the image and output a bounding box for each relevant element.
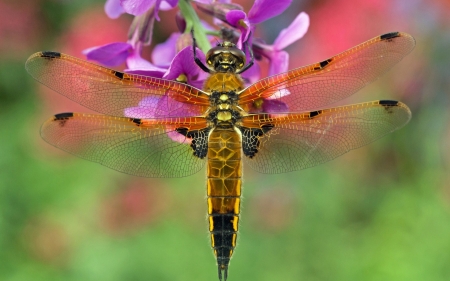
[207,125,242,280]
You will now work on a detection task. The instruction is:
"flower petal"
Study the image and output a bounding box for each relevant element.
[262,99,289,113]
[225,10,246,27]
[152,32,180,67]
[124,96,160,118]
[189,79,206,89]
[163,46,207,84]
[105,0,125,19]
[240,58,260,84]
[154,93,196,117]
[192,0,211,3]
[125,50,168,76]
[153,0,163,21]
[162,0,178,8]
[83,42,131,67]
[268,50,289,76]
[159,1,173,10]
[124,106,156,118]
[273,12,309,50]
[167,131,189,143]
[124,69,166,78]
[196,2,243,23]
[121,0,156,16]
[248,0,292,24]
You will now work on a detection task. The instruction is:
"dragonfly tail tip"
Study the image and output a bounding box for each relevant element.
[218,265,228,281]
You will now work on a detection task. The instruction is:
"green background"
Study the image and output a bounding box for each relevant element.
[1,0,449,280]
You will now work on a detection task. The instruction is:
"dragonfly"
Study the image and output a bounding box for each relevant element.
[26,31,415,281]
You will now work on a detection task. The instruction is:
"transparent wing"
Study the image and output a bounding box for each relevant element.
[41,112,208,177]
[26,52,210,118]
[239,32,415,112]
[240,100,411,174]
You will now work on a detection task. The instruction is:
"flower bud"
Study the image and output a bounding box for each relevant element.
[176,32,193,53]
[176,12,187,32]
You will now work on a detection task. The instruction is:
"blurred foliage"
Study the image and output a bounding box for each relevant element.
[1,0,450,281]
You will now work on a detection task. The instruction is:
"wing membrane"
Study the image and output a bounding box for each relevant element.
[239,32,415,112]
[241,100,411,174]
[41,113,208,177]
[26,52,210,118]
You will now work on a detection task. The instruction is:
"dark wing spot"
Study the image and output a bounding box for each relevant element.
[188,128,210,159]
[314,58,333,70]
[175,127,189,136]
[114,71,124,79]
[131,118,142,125]
[240,125,274,158]
[261,124,273,134]
[41,51,61,59]
[379,100,399,113]
[54,112,74,119]
[54,112,73,127]
[174,127,210,159]
[380,32,400,41]
[319,59,333,68]
[379,100,398,106]
[309,110,322,118]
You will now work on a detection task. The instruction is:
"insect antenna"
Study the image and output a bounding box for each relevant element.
[191,28,211,73]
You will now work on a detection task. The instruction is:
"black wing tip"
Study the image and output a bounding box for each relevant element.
[319,58,333,68]
[314,58,333,70]
[379,100,399,106]
[54,112,74,119]
[131,118,142,125]
[309,110,322,118]
[41,51,62,58]
[114,71,124,79]
[380,32,401,40]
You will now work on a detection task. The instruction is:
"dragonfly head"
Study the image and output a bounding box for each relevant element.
[206,42,246,73]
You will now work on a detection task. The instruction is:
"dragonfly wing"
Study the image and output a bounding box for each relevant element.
[239,32,415,112]
[41,113,208,178]
[240,100,411,174]
[26,52,210,118]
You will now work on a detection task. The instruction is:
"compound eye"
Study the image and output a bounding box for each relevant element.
[207,60,212,65]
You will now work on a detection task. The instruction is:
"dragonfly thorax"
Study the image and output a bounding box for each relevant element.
[208,91,242,125]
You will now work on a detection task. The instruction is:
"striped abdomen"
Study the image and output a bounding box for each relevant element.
[207,125,242,278]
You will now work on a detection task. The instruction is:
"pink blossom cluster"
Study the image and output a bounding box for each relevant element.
[84,0,309,87]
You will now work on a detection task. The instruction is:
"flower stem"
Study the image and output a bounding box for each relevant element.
[178,0,210,53]
[205,30,221,37]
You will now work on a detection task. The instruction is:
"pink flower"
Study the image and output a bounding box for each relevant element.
[123,46,208,143]
[225,0,292,46]
[255,12,309,76]
[84,1,175,75]
[123,46,208,118]
[105,0,178,19]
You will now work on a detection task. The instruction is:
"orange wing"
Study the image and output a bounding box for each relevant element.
[239,32,415,113]
[26,52,210,118]
[240,100,411,174]
[41,112,208,177]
